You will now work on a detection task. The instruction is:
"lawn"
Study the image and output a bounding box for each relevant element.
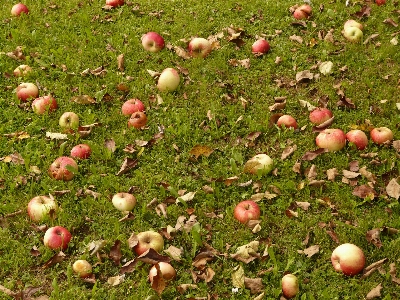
[1,0,400,299]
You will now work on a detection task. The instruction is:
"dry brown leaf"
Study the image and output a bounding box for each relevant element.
[229,58,250,69]
[116,158,138,176]
[150,263,166,295]
[107,274,125,286]
[42,251,66,269]
[386,178,400,200]
[176,284,198,294]
[70,95,96,104]
[189,145,214,159]
[164,245,183,261]
[244,277,264,294]
[109,240,122,265]
[296,70,314,82]
[298,245,319,258]
[296,201,310,210]
[281,145,297,160]
[6,46,25,60]
[393,140,400,152]
[366,283,382,299]
[390,263,400,285]
[366,228,382,248]
[383,18,398,27]
[327,168,338,181]
[230,241,260,263]
[173,46,191,59]
[176,192,196,204]
[232,265,245,288]
[343,170,360,179]
[289,35,303,44]
[1,152,24,164]
[301,148,328,160]
[307,165,318,180]
[363,34,380,45]
[117,53,124,71]
[359,166,376,184]
[352,185,376,199]
[269,99,286,111]
[46,132,68,140]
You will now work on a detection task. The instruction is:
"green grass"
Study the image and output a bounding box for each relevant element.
[1,0,400,299]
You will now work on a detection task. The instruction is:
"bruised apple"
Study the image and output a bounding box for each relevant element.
[244,154,274,175]
[128,111,148,129]
[48,156,78,181]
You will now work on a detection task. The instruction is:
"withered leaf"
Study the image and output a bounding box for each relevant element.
[150,263,166,295]
[326,230,340,244]
[230,241,260,263]
[366,228,382,248]
[117,53,124,71]
[6,46,25,61]
[137,248,171,265]
[299,100,316,111]
[192,250,215,269]
[46,132,68,140]
[244,277,264,294]
[164,246,183,261]
[363,34,380,45]
[301,148,328,160]
[229,58,250,69]
[352,185,377,199]
[232,265,245,288]
[390,263,400,285]
[289,35,303,44]
[193,267,215,283]
[386,178,400,200]
[393,140,400,152]
[116,158,138,176]
[109,240,122,265]
[327,168,338,181]
[383,18,398,27]
[296,70,314,82]
[189,145,214,159]
[366,283,382,299]
[354,6,371,18]
[1,152,24,164]
[281,145,297,160]
[176,191,196,204]
[118,212,135,222]
[30,246,41,257]
[343,170,360,179]
[296,201,310,210]
[298,245,319,258]
[107,274,125,286]
[70,95,96,104]
[173,46,191,59]
[104,139,116,152]
[87,239,107,255]
[120,259,138,274]
[269,100,286,111]
[312,117,335,132]
[176,284,198,294]
[42,251,66,269]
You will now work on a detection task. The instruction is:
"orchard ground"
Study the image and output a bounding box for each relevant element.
[1,0,400,299]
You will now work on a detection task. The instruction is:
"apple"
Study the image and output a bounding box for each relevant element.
[71,144,91,159]
[281,274,299,299]
[13,64,32,77]
[376,0,386,5]
[244,154,274,175]
[233,200,260,224]
[112,192,137,212]
[128,111,148,129]
[141,32,165,53]
[59,112,79,130]
[188,37,212,58]
[16,82,39,102]
[346,130,368,150]
[293,4,312,20]
[276,115,298,129]
[343,20,363,42]
[251,39,270,54]
[11,3,29,16]
[133,231,164,256]
[157,68,180,92]
[309,108,333,125]
[27,195,57,222]
[32,95,58,114]
[315,128,346,151]
[72,260,92,278]
[121,98,145,116]
[149,262,176,283]
[43,226,72,250]
[48,156,78,181]
[370,127,393,144]
[331,243,365,276]
[106,0,124,7]
[344,20,363,31]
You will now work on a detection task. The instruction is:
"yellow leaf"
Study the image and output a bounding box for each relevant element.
[189,145,214,159]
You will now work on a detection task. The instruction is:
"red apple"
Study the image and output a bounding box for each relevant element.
[71,144,91,159]
[121,98,145,116]
[133,231,164,256]
[251,39,270,54]
[346,130,368,150]
[43,226,72,250]
[11,3,29,16]
[27,195,57,222]
[331,243,365,276]
[13,64,32,77]
[149,262,176,283]
[375,0,386,5]
[48,156,78,181]
[112,192,136,211]
[282,274,299,299]
[293,4,312,20]
[276,115,298,129]
[72,260,92,278]
[233,200,260,224]
[188,37,212,58]
[128,111,148,129]
[370,127,393,144]
[141,32,165,53]
[157,68,180,92]
[243,154,274,175]
[59,112,79,130]
[32,95,58,114]
[16,82,39,102]
[106,0,124,7]
[309,108,333,125]
[315,128,346,151]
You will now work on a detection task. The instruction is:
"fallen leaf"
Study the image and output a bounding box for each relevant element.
[343,170,360,179]
[150,263,166,295]
[281,145,297,160]
[164,246,183,261]
[327,168,338,181]
[232,265,245,288]
[244,277,264,294]
[117,53,124,71]
[42,251,66,269]
[116,158,138,176]
[107,274,125,286]
[289,35,303,44]
[366,228,382,248]
[176,284,198,294]
[46,132,69,140]
[189,145,214,159]
[296,201,310,210]
[366,283,382,299]
[298,245,319,258]
[231,241,260,263]
[299,99,317,111]
[383,18,398,27]
[352,185,376,199]
[319,61,333,75]
[386,178,400,200]
[296,70,314,83]
[176,191,196,204]
[301,148,328,160]
[70,95,96,104]
[109,240,122,265]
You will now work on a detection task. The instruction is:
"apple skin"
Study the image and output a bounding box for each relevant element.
[370,127,393,144]
[32,96,58,114]
[293,4,312,20]
[331,243,365,276]
[48,156,78,181]
[149,262,176,283]
[72,260,92,278]
[11,3,29,16]
[106,0,124,7]
[233,200,260,224]
[251,39,270,54]
[343,27,363,42]
[157,68,180,92]
[375,0,386,5]
[244,154,274,175]
[16,82,39,102]
[141,32,165,53]
[71,144,91,159]
[346,130,368,150]
[13,64,32,77]
[121,98,145,116]
[59,112,79,130]
[309,108,333,125]
[276,115,298,129]
[281,274,299,299]
[112,192,137,211]
[315,129,346,151]
[134,231,164,256]
[128,111,148,129]
[188,37,212,58]
[344,20,363,31]
[43,226,72,250]
[27,195,57,222]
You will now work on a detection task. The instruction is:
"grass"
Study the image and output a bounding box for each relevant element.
[1,0,400,299]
